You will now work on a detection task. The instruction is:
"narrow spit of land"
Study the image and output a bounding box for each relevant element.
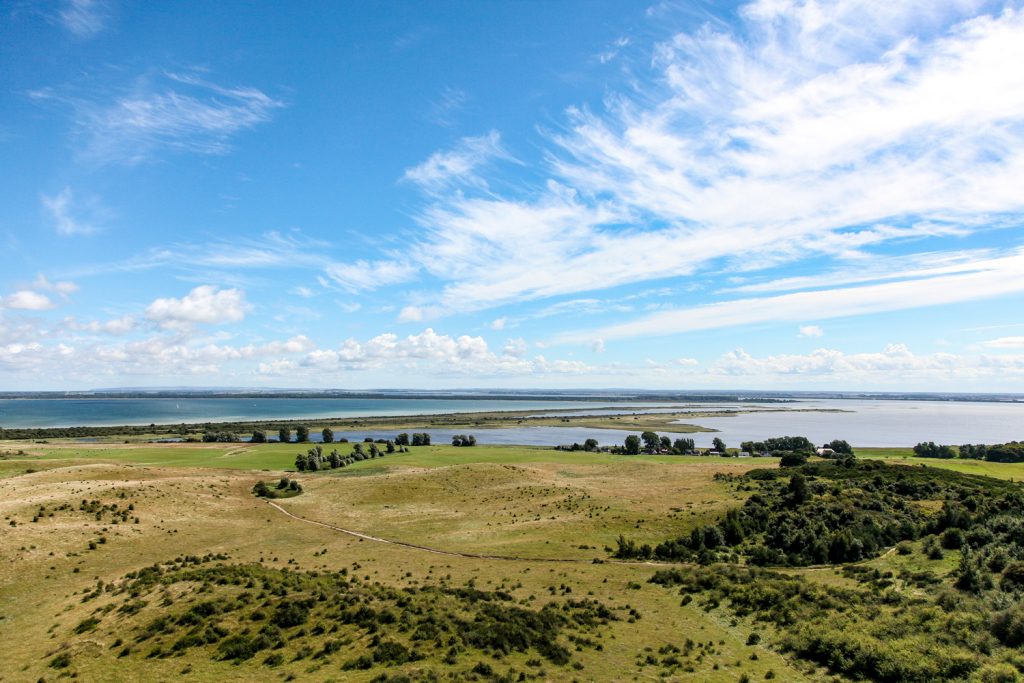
[0,404,849,440]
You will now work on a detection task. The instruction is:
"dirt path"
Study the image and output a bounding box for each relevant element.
[266,499,666,565]
[267,499,898,570]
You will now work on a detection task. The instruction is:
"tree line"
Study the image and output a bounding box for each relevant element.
[915,440,1024,462]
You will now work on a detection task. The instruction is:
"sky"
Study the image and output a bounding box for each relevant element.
[2,0,1024,392]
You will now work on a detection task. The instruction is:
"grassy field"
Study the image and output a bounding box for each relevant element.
[3,440,1024,681]
[0,442,813,682]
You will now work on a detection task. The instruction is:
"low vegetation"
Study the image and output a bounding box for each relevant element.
[54,557,620,679]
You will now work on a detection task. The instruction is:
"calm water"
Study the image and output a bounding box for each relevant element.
[685,399,1024,448]
[265,399,1024,448]
[1,397,1021,448]
[0,397,680,429]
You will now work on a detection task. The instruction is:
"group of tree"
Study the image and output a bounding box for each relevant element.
[252,477,302,499]
[395,432,431,446]
[202,430,239,442]
[915,440,1024,463]
[451,434,477,447]
[554,438,600,452]
[293,441,403,472]
[614,433,697,455]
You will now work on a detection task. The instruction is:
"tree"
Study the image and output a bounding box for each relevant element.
[296,426,310,443]
[252,481,271,498]
[306,453,320,471]
[294,454,307,471]
[780,452,808,467]
[584,438,599,452]
[368,443,379,458]
[279,427,291,444]
[828,439,853,455]
[251,430,267,443]
[328,450,341,468]
[956,546,983,594]
[660,435,672,452]
[395,433,409,446]
[712,437,726,453]
[788,473,809,505]
[673,438,695,454]
[386,440,395,454]
[467,435,476,446]
[322,428,334,444]
[624,435,641,455]
[641,431,660,452]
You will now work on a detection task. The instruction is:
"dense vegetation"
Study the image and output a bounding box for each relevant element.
[54,557,621,680]
[615,458,1024,567]
[916,440,1024,463]
[631,460,1024,681]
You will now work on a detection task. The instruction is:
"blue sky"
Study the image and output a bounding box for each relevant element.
[2,0,1024,391]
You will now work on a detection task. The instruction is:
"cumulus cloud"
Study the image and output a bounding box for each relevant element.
[1,290,55,310]
[262,328,593,378]
[63,315,137,335]
[33,274,79,296]
[798,325,824,338]
[145,285,249,328]
[706,344,1019,384]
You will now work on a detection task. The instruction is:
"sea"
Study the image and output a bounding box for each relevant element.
[1,396,1022,448]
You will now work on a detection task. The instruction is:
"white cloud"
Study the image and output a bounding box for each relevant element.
[33,274,79,295]
[489,317,507,331]
[982,336,1024,349]
[397,305,425,323]
[276,328,592,378]
[798,325,824,338]
[145,285,249,328]
[597,36,631,64]
[403,130,514,192]
[58,0,108,37]
[559,250,1024,343]
[592,338,606,353]
[290,286,314,298]
[324,259,418,293]
[65,315,137,335]
[705,344,1024,384]
[35,72,283,164]
[1,290,55,310]
[40,187,103,236]
[427,86,469,127]
[503,337,528,359]
[385,1,1024,327]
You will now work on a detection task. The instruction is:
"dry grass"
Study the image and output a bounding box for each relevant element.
[0,447,814,681]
